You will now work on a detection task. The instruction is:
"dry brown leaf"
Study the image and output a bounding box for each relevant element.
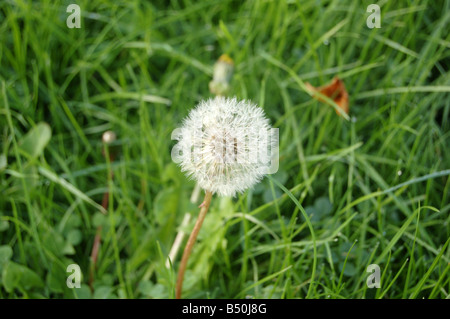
[305,77,349,116]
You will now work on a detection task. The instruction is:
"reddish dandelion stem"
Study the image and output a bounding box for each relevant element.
[175,190,213,299]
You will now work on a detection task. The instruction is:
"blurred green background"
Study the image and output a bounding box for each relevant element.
[0,0,449,299]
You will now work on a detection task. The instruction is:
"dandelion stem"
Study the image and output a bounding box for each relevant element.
[175,190,213,299]
[89,131,116,292]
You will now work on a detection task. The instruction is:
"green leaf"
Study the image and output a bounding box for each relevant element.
[66,229,83,246]
[62,242,76,255]
[93,212,107,227]
[18,122,51,159]
[315,197,332,215]
[43,232,66,257]
[2,261,44,292]
[154,186,180,242]
[339,261,357,277]
[93,285,113,299]
[138,281,168,298]
[72,284,92,299]
[0,154,6,171]
[0,245,13,272]
[66,214,82,228]
[0,220,9,232]
[46,268,66,293]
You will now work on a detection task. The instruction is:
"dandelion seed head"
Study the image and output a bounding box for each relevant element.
[176,97,275,197]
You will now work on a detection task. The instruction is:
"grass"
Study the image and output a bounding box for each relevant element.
[0,0,449,299]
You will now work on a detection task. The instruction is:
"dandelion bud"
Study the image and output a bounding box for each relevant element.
[101,130,118,159]
[102,131,116,144]
[209,54,234,96]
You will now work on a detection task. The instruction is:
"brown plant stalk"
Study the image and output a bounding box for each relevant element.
[175,190,213,299]
[89,132,116,291]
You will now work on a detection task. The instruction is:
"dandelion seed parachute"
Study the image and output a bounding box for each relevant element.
[176,97,274,197]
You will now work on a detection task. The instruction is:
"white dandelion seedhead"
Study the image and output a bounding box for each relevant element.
[172,97,278,197]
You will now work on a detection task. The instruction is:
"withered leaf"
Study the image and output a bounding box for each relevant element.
[305,77,349,116]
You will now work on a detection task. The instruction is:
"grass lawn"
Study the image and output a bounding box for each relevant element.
[0,0,449,299]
